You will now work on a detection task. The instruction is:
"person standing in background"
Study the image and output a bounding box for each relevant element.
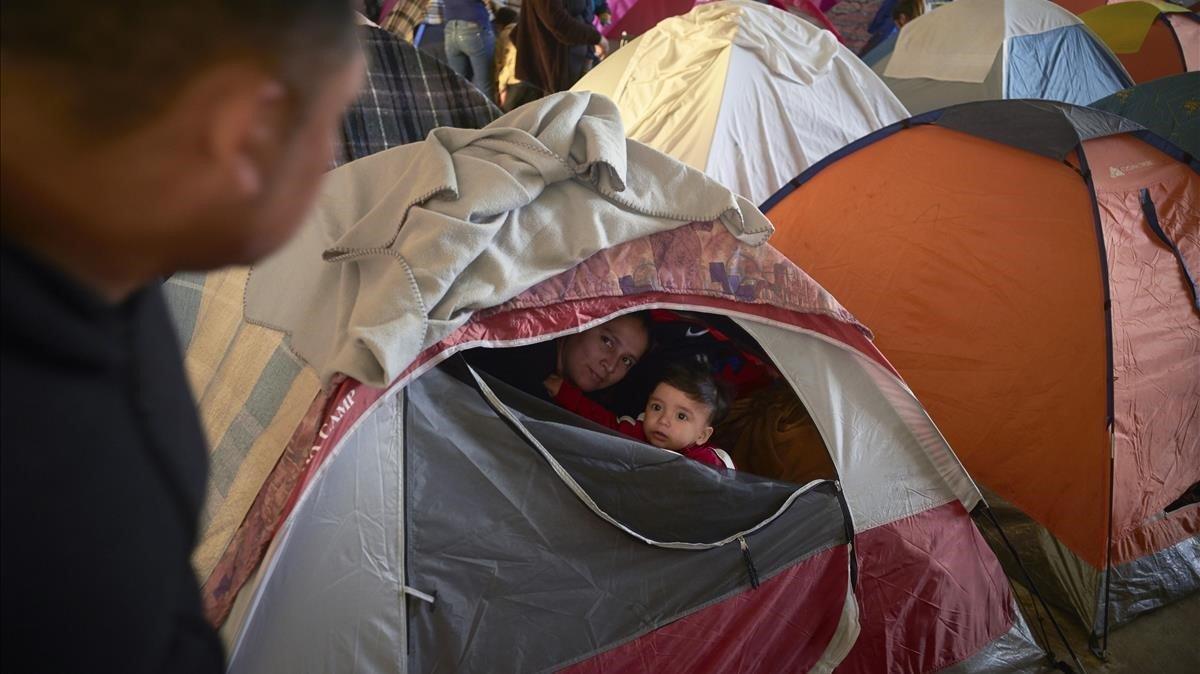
[444,0,497,101]
[493,6,521,107]
[1,2,363,672]
[415,0,448,62]
[510,0,602,108]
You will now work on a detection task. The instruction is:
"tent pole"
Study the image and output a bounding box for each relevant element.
[980,505,1088,674]
[1099,425,1116,659]
[1074,143,1118,663]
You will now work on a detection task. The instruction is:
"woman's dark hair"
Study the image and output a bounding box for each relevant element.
[657,356,730,425]
[615,310,657,355]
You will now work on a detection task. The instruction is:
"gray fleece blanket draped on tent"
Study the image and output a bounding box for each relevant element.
[245,92,774,387]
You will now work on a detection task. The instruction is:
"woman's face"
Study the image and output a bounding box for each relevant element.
[559,315,650,392]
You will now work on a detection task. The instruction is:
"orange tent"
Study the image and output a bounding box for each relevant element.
[763,100,1199,643]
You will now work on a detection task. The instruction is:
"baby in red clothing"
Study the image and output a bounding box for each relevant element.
[545,359,732,469]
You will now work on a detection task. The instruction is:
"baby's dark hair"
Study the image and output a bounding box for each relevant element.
[657,357,730,426]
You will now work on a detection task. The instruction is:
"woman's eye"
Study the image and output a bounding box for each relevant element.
[602,335,612,348]
[651,403,661,411]
[621,356,633,367]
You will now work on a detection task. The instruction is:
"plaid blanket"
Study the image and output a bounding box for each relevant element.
[380,0,432,41]
[337,24,501,165]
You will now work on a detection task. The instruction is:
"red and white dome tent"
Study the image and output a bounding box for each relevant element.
[165,93,1053,673]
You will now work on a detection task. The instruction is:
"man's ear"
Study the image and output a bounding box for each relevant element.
[696,425,714,446]
[204,67,287,198]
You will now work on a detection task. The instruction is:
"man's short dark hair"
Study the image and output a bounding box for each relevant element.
[2,1,359,137]
[657,357,730,426]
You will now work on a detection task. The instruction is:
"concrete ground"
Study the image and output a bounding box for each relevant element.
[1012,586,1200,673]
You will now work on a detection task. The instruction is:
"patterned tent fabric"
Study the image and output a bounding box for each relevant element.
[1091,72,1200,158]
[828,0,888,52]
[336,24,501,166]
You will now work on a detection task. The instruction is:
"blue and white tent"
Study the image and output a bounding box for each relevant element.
[870,0,1133,114]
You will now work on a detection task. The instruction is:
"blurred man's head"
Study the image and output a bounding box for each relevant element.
[2,1,364,298]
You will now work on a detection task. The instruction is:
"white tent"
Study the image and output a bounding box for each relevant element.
[873,0,1133,114]
[572,0,908,206]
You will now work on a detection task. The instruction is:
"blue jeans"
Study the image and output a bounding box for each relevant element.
[444,19,495,102]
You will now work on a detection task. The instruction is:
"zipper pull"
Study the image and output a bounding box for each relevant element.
[739,536,761,590]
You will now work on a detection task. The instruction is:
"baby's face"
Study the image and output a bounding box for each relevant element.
[643,383,714,452]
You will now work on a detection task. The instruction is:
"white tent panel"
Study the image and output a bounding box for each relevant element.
[884,0,1006,83]
[737,319,981,531]
[574,0,907,205]
[874,45,1006,115]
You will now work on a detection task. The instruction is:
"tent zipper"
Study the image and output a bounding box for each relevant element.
[738,536,761,590]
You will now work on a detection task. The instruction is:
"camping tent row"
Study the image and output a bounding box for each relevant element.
[870,0,1133,114]
[763,99,1200,642]
[574,0,909,206]
[166,92,1048,672]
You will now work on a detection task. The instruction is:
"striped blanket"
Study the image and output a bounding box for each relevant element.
[164,270,324,606]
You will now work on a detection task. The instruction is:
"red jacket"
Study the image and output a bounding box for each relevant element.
[554,381,728,469]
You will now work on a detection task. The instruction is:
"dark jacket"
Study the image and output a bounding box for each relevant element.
[0,241,223,673]
[514,0,600,94]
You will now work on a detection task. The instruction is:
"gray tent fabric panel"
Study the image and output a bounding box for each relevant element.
[980,484,1200,637]
[934,100,1138,161]
[978,486,1101,631]
[1102,533,1200,633]
[937,602,1046,674]
[1057,106,1144,144]
[1005,27,1131,106]
[228,390,408,674]
[875,47,1004,116]
[405,367,848,674]
[476,368,812,544]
